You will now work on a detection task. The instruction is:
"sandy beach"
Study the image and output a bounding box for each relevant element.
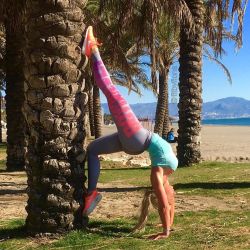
[101,124,250,164]
[2,124,249,163]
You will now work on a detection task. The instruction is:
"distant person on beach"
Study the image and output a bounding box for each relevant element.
[82,26,178,240]
[166,128,177,143]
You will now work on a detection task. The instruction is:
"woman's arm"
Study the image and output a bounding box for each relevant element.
[149,167,171,240]
[165,184,175,227]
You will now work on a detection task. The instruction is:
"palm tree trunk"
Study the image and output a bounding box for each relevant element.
[177,0,204,166]
[88,89,95,137]
[24,0,88,234]
[93,85,102,138]
[154,65,170,136]
[86,73,95,137]
[162,107,171,139]
[0,25,4,144]
[0,92,2,143]
[5,21,26,171]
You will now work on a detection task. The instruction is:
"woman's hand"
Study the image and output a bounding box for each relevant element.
[147,231,170,240]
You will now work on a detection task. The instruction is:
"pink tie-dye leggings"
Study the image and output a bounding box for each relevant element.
[87,53,152,191]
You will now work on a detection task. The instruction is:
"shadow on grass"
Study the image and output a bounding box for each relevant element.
[174,182,250,190]
[0,189,26,195]
[87,220,134,238]
[99,186,150,193]
[0,225,27,241]
[0,142,6,149]
[0,160,6,173]
[90,167,150,171]
[0,171,26,176]
[0,180,27,195]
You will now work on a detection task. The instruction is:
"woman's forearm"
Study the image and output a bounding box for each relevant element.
[164,184,175,227]
[170,202,175,227]
[158,205,171,234]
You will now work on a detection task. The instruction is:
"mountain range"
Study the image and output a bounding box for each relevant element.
[101,97,250,119]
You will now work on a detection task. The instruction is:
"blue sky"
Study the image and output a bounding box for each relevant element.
[101,6,250,104]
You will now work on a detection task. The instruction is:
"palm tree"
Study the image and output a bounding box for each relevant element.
[98,0,247,167]
[0,24,4,83]
[0,1,26,171]
[153,17,179,136]
[98,1,194,139]
[93,85,102,138]
[0,24,5,143]
[24,0,88,233]
[4,18,26,171]
[177,0,248,166]
[86,0,154,137]
[86,72,95,136]
[177,0,204,166]
[86,71,102,139]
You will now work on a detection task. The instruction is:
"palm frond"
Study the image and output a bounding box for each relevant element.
[205,0,248,54]
[203,46,232,85]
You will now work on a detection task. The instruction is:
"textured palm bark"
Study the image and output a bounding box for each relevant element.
[93,85,102,138]
[177,0,204,166]
[5,22,26,171]
[162,106,171,139]
[0,93,2,143]
[154,66,169,136]
[88,91,95,136]
[162,64,171,139]
[85,73,94,136]
[24,0,88,233]
[0,25,4,143]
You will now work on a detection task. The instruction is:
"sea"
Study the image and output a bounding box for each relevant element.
[202,117,250,126]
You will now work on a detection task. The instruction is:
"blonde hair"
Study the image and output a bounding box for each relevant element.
[132,189,158,232]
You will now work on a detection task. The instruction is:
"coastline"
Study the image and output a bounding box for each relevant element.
[201,117,250,126]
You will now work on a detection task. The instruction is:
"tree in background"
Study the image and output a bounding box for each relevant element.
[97,1,194,140]
[177,0,247,166]
[0,1,26,171]
[85,71,95,137]
[178,0,204,166]
[93,84,102,138]
[0,24,5,143]
[153,17,179,136]
[85,0,154,138]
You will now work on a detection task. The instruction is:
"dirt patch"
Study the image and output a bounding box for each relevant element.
[0,171,248,222]
[0,171,27,220]
[91,183,249,221]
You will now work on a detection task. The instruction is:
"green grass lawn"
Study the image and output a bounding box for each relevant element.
[99,162,250,198]
[0,159,6,171]
[0,210,249,250]
[0,161,249,249]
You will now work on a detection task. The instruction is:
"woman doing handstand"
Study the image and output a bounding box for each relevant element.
[82,26,178,240]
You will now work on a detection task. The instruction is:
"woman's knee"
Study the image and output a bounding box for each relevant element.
[87,141,99,156]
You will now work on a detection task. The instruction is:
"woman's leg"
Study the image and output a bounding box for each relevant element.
[82,26,151,216]
[83,133,123,216]
[92,56,142,138]
[87,133,123,192]
[85,26,151,153]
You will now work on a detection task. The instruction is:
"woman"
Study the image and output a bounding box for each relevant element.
[82,26,178,240]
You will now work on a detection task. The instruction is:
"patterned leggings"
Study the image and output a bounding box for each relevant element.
[87,51,151,192]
